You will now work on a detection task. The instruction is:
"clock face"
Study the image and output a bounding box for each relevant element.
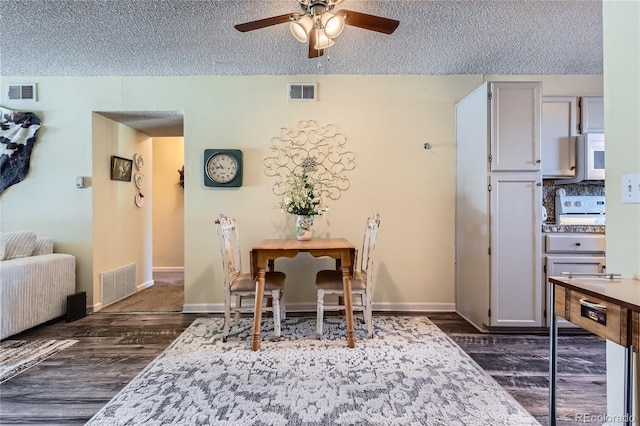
[207,153,238,183]
[204,149,243,187]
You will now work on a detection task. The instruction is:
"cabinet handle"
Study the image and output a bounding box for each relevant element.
[575,242,581,246]
[536,159,541,164]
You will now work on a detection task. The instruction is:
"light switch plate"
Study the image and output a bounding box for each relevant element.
[622,173,640,204]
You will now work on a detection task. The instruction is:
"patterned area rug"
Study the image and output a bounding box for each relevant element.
[88,316,540,425]
[0,339,78,383]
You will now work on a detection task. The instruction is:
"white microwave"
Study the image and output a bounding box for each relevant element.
[557,133,605,184]
[580,133,605,181]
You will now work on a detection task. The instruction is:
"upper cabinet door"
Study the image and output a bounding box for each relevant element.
[580,96,604,133]
[490,82,542,172]
[542,96,578,178]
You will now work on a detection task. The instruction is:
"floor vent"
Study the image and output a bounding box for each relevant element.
[7,83,37,101]
[288,83,317,101]
[100,263,137,307]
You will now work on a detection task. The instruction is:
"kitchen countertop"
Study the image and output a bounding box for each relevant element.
[542,223,605,233]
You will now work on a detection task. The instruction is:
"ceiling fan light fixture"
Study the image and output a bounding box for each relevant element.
[290,15,313,42]
[320,12,344,38]
[313,29,335,49]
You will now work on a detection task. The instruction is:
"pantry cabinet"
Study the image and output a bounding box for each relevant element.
[489,82,542,172]
[455,81,543,331]
[542,96,578,178]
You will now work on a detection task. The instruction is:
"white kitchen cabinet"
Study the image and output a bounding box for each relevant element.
[579,96,604,133]
[490,82,542,172]
[455,81,543,331]
[542,96,578,178]
[543,233,606,328]
[490,173,543,327]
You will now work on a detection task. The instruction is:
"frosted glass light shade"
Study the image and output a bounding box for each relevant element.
[290,15,313,42]
[321,12,344,38]
[314,29,335,49]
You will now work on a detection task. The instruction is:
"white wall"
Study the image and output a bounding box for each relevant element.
[603,1,640,424]
[0,74,602,313]
[152,137,184,269]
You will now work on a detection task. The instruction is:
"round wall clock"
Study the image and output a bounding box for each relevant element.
[204,149,243,187]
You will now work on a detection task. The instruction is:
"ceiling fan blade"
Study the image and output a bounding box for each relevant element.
[308,29,324,58]
[339,10,399,34]
[234,13,295,32]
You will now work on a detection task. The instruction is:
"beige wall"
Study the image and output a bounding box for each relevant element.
[92,114,153,307]
[152,137,184,269]
[0,74,602,313]
[603,0,640,422]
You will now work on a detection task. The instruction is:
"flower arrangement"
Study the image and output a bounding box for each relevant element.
[279,170,326,216]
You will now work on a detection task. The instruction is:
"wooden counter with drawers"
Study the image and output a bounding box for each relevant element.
[548,276,640,426]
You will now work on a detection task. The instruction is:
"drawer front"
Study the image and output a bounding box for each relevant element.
[567,290,628,346]
[546,234,605,253]
[633,311,639,354]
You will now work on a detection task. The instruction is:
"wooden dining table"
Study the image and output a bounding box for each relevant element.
[250,238,356,351]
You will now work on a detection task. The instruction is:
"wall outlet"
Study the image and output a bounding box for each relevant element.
[622,173,640,204]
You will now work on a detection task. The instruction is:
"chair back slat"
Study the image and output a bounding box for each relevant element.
[215,214,242,289]
[359,212,381,291]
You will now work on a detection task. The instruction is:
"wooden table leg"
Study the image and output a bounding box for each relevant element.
[342,265,355,348]
[252,267,266,351]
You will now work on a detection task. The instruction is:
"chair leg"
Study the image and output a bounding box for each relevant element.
[233,295,241,326]
[280,290,286,321]
[272,290,281,338]
[364,294,373,338]
[223,293,231,342]
[316,289,325,339]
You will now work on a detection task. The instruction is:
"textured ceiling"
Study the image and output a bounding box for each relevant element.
[1,0,603,136]
[1,0,603,77]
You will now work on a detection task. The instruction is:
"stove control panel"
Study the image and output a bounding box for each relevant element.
[556,195,606,215]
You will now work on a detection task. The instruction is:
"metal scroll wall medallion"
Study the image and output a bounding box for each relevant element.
[264,120,355,205]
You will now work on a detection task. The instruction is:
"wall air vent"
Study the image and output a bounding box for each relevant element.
[7,83,37,101]
[288,83,317,101]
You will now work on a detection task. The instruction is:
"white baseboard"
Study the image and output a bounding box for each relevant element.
[137,280,154,291]
[152,266,184,273]
[182,302,456,314]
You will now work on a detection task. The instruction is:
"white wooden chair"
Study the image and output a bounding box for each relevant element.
[315,212,381,339]
[215,214,286,342]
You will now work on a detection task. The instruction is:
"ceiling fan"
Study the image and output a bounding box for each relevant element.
[234,0,400,58]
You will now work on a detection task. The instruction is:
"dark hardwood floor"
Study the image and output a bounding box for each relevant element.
[0,312,605,425]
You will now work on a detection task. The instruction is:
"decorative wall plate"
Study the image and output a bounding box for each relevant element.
[133,153,144,170]
[134,172,144,189]
[135,192,145,207]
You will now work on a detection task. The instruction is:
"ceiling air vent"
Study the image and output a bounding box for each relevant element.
[288,83,317,102]
[7,83,37,101]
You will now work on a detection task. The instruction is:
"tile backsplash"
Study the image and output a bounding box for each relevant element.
[543,180,605,223]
